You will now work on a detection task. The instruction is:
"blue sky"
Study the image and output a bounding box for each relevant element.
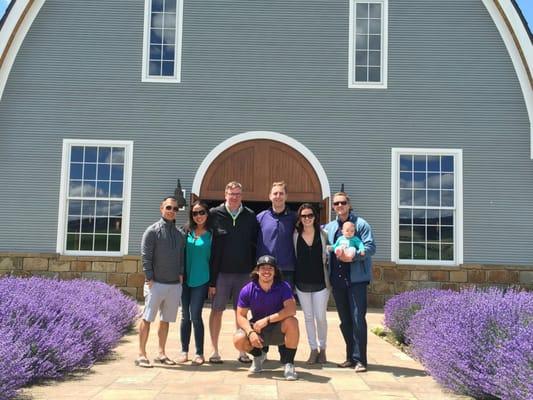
[0,1,532,33]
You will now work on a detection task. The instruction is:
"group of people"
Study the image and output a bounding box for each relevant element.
[135,181,376,381]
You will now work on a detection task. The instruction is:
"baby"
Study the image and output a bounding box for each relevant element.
[331,221,365,259]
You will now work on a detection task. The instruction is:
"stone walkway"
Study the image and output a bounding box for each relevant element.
[22,308,468,400]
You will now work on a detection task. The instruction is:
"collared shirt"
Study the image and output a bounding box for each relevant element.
[237,280,293,322]
[256,207,297,271]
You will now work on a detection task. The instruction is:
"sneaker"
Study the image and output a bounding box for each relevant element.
[249,352,266,374]
[354,362,367,373]
[284,363,298,381]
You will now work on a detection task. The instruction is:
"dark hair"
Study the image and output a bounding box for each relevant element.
[295,203,320,233]
[187,200,211,231]
[250,264,284,284]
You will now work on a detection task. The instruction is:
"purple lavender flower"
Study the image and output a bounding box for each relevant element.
[407,288,533,400]
[0,276,139,399]
[384,288,452,344]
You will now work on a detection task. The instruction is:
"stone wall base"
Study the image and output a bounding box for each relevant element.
[1,253,531,307]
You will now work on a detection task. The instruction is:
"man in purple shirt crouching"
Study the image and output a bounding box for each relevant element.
[233,255,299,380]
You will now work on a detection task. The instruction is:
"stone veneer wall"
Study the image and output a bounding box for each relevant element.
[1,253,531,306]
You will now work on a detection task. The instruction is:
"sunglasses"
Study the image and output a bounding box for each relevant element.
[165,205,179,211]
[333,201,347,206]
[300,213,315,219]
[192,210,207,217]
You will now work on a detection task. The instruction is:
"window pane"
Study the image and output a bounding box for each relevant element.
[108,235,121,251]
[164,13,176,29]
[96,201,109,216]
[441,226,453,242]
[83,181,96,197]
[67,216,81,233]
[413,243,426,259]
[426,209,439,224]
[356,18,369,35]
[427,190,440,206]
[97,181,110,197]
[69,181,82,197]
[442,156,454,172]
[399,243,412,259]
[355,66,367,81]
[413,226,425,242]
[368,67,380,82]
[427,173,440,189]
[368,51,380,66]
[368,35,381,50]
[427,226,439,242]
[356,3,368,18]
[81,217,94,233]
[71,147,84,162]
[414,190,426,206]
[414,155,426,171]
[369,3,381,18]
[68,200,82,215]
[151,13,164,28]
[150,29,163,44]
[66,234,79,250]
[400,189,412,206]
[400,172,412,188]
[369,18,381,34]
[356,50,368,65]
[98,147,111,163]
[97,164,110,180]
[80,235,93,251]
[413,209,426,225]
[82,200,95,216]
[85,147,97,163]
[428,156,440,171]
[441,173,454,190]
[95,218,108,234]
[109,217,122,234]
[400,155,412,171]
[164,0,177,12]
[110,201,123,216]
[441,210,453,226]
[355,34,368,50]
[162,61,174,76]
[399,225,412,241]
[399,208,412,224]
[110,182,123,198]
[441,244,454,260]
[413,172,425,188]
[70,163,83,180]
[111,165,124,181]
[441,190,454,207]
[94,235,107,251]
[150,45,162,59]
[163,29,176,45]
[84,163,96,180]
[149,61,161,76]
[427,244,440,260]
[163,45,175,60]
[111,148,125,164]
[152,0,163,12]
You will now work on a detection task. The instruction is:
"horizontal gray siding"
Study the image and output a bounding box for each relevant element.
[0,0,531,265]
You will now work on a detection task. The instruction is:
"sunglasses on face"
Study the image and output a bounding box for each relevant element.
[333,201,348,206]
[300,213,314,219]
[192,210,207,217]
[165,205,179,212]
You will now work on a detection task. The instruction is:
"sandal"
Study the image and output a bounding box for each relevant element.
[237,354,252,364]
[208,354,223,364]
[134,356,153,368]
[154,355,176,366]
[192,355,205,365]
[176,352,188,364]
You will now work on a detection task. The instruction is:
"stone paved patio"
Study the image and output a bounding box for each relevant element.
[22,308,469,400]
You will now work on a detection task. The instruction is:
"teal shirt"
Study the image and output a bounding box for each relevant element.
[185,231,212,287]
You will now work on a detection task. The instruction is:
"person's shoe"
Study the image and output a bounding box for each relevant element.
[317,349,327,364]
[306,349,319,365]
[284,363,298,381]
[337,360,355,368]
[354,362,367,373]
[249,352,266,373]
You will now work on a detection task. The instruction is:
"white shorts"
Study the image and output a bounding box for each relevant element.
[142,281,182,323]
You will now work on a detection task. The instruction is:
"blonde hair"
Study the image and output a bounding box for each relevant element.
[271,181,287,193]
[225,181,243,192]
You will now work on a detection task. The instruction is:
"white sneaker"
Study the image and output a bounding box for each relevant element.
[284,363,298,381]
[249,352,266,373]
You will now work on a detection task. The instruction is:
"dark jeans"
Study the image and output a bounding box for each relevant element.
[180,282,208,355]
[331,282,368,366]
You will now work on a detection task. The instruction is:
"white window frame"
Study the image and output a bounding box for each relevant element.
[56,139,134,256]
[348,0,388,89]
[142,0,184,83]
[391,148,463,266]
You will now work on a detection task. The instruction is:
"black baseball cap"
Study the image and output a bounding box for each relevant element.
[256,255,278,267]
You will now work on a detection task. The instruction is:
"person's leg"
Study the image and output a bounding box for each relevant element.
[280,317,299,380]
[158,321,169,356]
[158,283,182,358]
[138,319,151,358]
[190,283,208,356]
[331,286,355,365]
[232,273,252,361]
[180,283,192,354]
[209,274,231,361]
[295,287,319,363]
[313,287,330,357]
[350,282,368,367]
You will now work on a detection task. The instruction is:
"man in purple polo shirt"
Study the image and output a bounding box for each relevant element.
[233,255,300,381]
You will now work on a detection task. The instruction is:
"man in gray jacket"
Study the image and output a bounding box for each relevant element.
[136,196,185,368]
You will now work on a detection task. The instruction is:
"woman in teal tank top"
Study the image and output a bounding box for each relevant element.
[178,200,213,365]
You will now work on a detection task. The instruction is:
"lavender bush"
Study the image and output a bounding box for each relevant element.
[407,288,533,400]
[383,288,452,344]
[0,276,139,399]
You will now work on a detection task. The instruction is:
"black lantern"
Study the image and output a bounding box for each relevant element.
[174,179,187,209]
[340,183,345,192]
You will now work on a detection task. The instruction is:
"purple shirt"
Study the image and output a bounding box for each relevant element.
[237,280,294,322]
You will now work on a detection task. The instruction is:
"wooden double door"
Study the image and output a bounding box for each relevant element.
[195,140,329,223]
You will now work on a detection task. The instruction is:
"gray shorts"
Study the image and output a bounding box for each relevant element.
[211,272,250,311]
[142,281,182,323]
[242,321,284,346]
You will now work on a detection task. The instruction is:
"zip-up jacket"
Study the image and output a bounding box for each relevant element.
[209,203,258,286]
